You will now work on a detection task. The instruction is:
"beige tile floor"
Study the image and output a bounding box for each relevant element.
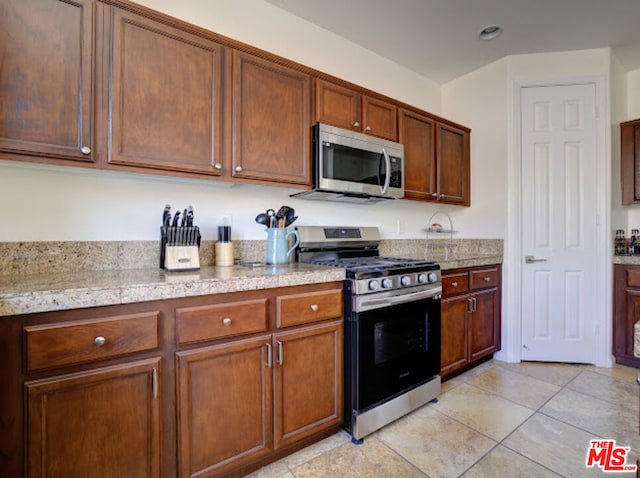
[247,360,640,478]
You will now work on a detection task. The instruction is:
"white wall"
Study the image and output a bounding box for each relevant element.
[610,53,628,232]
[629,68,640,118]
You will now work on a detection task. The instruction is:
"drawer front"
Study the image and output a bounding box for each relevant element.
[25,312,160,372]
[470,268,500,290]
[277,289,343,328]
[442,273,469,297]
[626,268,640,288]
[176,299,268,345]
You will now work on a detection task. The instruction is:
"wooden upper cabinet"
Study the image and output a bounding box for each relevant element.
[437,123,470,206]
[232,51,312,185]
[315,79,397,141]
[399,109,470,206]
[621,118,640,205]
[398,109,437,200]
[103,7,225,176]
[0,0,95,164]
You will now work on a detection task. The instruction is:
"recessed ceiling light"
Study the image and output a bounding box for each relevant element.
[479,24,503,41]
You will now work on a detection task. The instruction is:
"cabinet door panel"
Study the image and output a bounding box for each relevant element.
[469,289,498,360]
[26,358,161,478]
[314,79,360,131]
[437,123,470,205]
[362,96,397,141]
[176,336,273,477]
[273,321,343,449]
[441,297,469,376]
[0,0,94,162]
[107,8,224,175]
[233,52,311,184]
[399,109,436,199]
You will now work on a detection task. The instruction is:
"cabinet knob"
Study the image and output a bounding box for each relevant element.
[214,163,222,170]
[364,125,372,132]
[451,281,458,287]
[310,304,319,312]
[222,318,232,326]
[94,336,106,347]
[80,146,91,155]
[484,277,491,282]
[353,121,360,128]
[235,166,243,172]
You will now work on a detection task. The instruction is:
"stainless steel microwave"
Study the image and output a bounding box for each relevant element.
[291,123,404,204]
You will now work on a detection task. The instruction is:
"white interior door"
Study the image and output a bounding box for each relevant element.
[520,83,598,364]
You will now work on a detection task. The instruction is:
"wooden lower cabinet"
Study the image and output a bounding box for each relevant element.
[0,282,343,478]
[441,265,501,379]
[613,264,640,368]
[176,336,273,478]
[273,322,343,448]
[176,321,343,477]
[25,358,161,478]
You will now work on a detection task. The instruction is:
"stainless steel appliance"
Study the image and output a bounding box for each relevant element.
[296,226,441,443]
[290,123,404,204]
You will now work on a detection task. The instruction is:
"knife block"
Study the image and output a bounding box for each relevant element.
[164,245,200,271]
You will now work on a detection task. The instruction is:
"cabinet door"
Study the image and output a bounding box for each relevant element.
[440,296,469,377]
[25,358,161,478]
[176,336,273,478]
[273,321,343,449]
[398,109,437,200]
[232,51,311,185]
[469,288,499,361]
[437,123,470,206]
[105,7,225,176]
[362,96,397,141]
[0,0,95,163]
[621,120,640,205]
[314,79,361,132]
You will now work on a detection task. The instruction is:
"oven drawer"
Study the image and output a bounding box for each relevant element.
[176,299,268,345]
[24,312,160,372]
[276,289,343,328]
[442,273,469,297]
[470,268,499,291]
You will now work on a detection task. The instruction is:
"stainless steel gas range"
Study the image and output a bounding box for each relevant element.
[296,226,442,443]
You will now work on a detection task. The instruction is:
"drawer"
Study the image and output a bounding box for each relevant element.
[24,312,160,372]
[470,268,500,290]
[276,289,343,328]
[442,273,469,297]
[627,268,640,288]
[176,299,267,345]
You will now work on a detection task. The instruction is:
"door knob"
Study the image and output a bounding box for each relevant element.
[525,255,547,264]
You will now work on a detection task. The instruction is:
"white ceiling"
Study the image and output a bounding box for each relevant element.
[265,0,640,84]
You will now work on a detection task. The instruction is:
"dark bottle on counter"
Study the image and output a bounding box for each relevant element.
[630,229,639,255]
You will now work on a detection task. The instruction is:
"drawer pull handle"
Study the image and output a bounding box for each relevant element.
[222,318,232,326]
[310,304,319,312]
[451,281,458,287]
[94,336,106,347]
[484,277,491,282]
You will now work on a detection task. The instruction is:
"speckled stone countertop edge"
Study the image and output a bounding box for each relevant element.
[0,255,503,317]
[0,265,345,317]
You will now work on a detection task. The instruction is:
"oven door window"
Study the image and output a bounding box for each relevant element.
[357,297,441,411]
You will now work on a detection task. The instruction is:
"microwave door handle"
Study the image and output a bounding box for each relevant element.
[380,147,391,194]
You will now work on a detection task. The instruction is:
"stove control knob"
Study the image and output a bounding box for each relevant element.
[368,280,379,291]
[381,278,393,289]
[427,272,438,283]
[401,276,411,287]
[417,273,428,284]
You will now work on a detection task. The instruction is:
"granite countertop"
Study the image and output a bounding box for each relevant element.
[0,253,503,317]
[0,264,345,317]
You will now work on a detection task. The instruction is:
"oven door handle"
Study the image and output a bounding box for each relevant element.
[356,286,442,312]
